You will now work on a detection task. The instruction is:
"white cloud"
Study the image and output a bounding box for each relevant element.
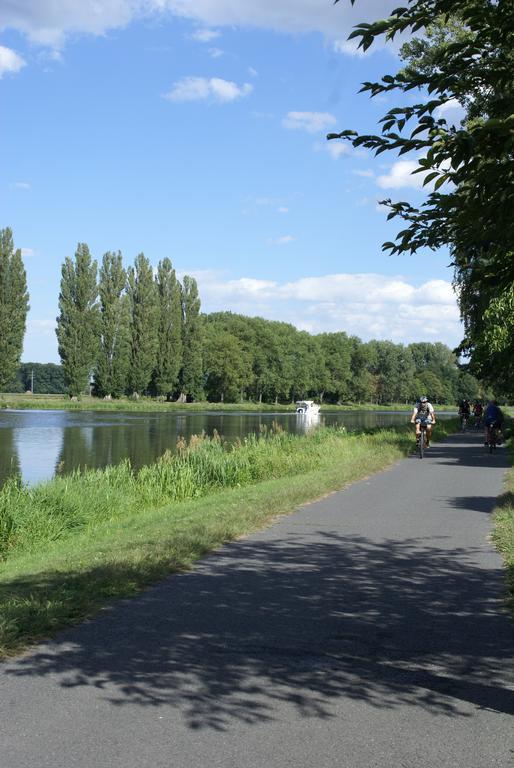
[190,28,220,42]
[0,1,401,48]
[333,39,369,57]
[164,76,252,103]
[248,67,258,78]
[353,169,374,178]
[376,160,426,190]
[208,47,224,58]
[277,206,289,214]
[283,111,337,134]
[0,45,25,77]
[325,141,351,159]
[12,181,31,189]
[435,98,461,116]
[187,269,461,346]
[21,247,35,257]
[268,235,296,246]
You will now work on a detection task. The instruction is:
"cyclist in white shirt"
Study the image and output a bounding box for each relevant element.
[411,396,436,447]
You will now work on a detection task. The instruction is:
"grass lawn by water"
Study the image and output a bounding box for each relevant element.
[0,418,461,658]
[0,393,458,412]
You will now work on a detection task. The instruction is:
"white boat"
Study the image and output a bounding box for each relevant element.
[295,400,320,416]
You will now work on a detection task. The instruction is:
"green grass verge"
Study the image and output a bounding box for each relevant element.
[491,425,514,618]
[0,419,459,658]
[0,393,458,412]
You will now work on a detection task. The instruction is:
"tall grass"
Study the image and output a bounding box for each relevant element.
[492,425,514,617]
[0,425,347,558]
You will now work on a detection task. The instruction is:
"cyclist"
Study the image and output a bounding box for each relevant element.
[411,396,436,447]
[458,399,471,429]
[484,400,504,446]
[472,401,483,429]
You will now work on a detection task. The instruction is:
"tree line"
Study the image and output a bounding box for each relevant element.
[55,244,203,400]
[202,313,480,405]
[0,230,482,404]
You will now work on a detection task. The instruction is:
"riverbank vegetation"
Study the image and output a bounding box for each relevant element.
[0,393,458,412]
[0,419,459,656]
[493,434,514,619]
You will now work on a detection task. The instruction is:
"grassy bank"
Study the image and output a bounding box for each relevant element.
[0,420,459,657]
[492,432,514,618]
[0,392,457,412]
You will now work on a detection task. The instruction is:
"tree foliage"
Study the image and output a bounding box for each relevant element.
[95,252,130,398]
[127,253,159,396]
[56,243,99,397]
[180,276,203,401]
[331,0,514,392]
[154,258,183,398]
[0,228,29,390]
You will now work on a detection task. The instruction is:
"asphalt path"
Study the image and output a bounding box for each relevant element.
[1,431,513,767]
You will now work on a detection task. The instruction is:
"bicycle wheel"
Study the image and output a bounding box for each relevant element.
[419,428,425,459]
[489,428,496,453]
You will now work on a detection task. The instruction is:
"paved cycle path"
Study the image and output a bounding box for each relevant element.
[1,432,513,768]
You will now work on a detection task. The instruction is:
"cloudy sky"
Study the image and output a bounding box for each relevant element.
[1,0,462,363]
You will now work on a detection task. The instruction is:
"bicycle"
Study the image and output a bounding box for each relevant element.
[486,421,498,453]
[417,421,429,459]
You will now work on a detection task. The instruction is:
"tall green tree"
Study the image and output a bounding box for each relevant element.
[95,251,130,398]
[180,275,203,401]
[331,0,514,392]
[0,228,29,390]
[127,253,158,397]
[203,328,252,402]
[56,243,99,397]
[154,258,183,399]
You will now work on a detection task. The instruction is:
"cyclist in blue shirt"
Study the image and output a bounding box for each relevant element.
[484,400,504,446]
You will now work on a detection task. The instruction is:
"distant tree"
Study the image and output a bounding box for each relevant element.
[127,253,158,397]
[203,328,252,402]
[154,258,183,399]
[0,228,29,391]
[317,332,352,403]
[95,252,130,398]
[22,363,66,394]
[456,371,481,403]
[347,337,373,403]
[56,243,99,397]
[180,275,203,401]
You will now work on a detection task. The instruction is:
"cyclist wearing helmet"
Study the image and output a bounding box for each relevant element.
[411,396,436,447]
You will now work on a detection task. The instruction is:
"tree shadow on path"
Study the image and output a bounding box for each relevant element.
[5,530,514,730]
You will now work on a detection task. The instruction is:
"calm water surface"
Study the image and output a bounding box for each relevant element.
[0,409,454,487]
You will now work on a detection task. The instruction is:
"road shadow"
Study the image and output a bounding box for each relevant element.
[423,433,511,469]
[5,531,514,730]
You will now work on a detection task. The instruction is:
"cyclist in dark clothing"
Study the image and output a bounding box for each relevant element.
[484,400,504,446]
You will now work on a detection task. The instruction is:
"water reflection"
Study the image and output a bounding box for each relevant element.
[0,409,453,488]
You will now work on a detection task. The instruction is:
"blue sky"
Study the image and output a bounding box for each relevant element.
[1,1,462,363]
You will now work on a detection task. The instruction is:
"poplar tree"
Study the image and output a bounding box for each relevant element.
[0,228,29,390]
[127,253,158,396]
[180,275,203,401]
[154,257,182,399]
[56,243,99,397]
[95,251,130,398]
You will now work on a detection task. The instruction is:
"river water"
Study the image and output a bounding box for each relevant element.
[0,409,454,488]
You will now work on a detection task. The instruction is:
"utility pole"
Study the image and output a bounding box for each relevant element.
[31,369,34,394]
